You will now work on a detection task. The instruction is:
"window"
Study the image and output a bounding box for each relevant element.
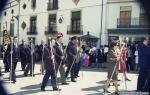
[119,6,132,26]
[11,9,14,14]
[30,16,37,33]
[48,14,57,34]
[47,0,58,10]
[71,11,81,34]
[4,12,7,16]
[31,0,36,9]
[139,13,148,26]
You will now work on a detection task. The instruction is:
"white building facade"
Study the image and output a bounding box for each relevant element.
[0,0,108,45]
[106,0,150,44]
[0,0,148,45]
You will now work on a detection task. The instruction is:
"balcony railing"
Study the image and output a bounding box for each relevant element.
[117,17,150,28]
[27,27,38,35]
[67,25,83,34]
[45,26,57,35]
[47,1,58,11]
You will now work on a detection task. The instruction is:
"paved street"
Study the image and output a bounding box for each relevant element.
[0,61,138,95]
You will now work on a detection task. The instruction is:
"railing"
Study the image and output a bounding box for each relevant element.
[67,25,83,34]
[45,26,57,35]
[117,17,150,28]
[47,1,58,11]
[27,27,38,35]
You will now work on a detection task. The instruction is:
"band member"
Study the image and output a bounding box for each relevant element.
[39,40,45,74]
[54,34,69,85]
[20,39,27,71]
[65,36,78,82]
[74,44,83,79]
[41,39,60,91]
[24,41,35,77]
[2,44,10,72]
[8,37,20,83]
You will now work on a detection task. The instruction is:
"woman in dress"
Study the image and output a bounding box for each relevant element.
[119,43,131,81]
[104,41,120,95]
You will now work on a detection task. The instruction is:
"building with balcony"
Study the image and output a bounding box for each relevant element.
[106,0,150,44]
[0,0,107,45]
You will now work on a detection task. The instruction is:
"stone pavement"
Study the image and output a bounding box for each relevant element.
[0,61,138,95]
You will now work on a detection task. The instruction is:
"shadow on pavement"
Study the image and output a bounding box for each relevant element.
[21,83,41,90]
[10,89,41,95]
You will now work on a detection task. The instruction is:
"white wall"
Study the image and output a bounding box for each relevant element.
[0,0,108,45]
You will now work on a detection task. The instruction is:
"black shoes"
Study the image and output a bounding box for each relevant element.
[12,80,16,84]
[103,89,111,93]
[115,91,119,95]
[62,82,69,85]
[41,87,45,91]
[53,87,61,91]
[71,79,77,82]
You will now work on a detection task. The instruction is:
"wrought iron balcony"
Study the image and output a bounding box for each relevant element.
[117,17,150,28]
[67,25,83,34]
[45,26,57,35]
[27,27,38,35]
[47,1,58,11]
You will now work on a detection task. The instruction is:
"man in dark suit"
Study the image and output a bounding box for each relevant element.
[8,37,20,83]
[65,36,78,82]
[41,40,60,91]
[137,37,150,92]
[54,35,69,85]
[20,39,27,71]
[39,40,45,74]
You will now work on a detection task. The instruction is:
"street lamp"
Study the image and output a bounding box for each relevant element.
[10,17,15,37]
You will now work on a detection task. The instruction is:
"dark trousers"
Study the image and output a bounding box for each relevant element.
[126,57,134,71]
[56,62,66,83]
[4,57,10,72]
[11,62,16,82]
[137,68,149,91]
[65,56,75,79]
[21,59,26,70]
[74,61,81,77]
[41,65,57,89]
[4,62,10,72]
[24,63,35,76]
[144,72,150,92]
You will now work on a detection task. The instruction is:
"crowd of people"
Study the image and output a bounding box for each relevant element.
[0,33,85,92]
[81,43,139,73]
[103,37,150,94]
[0,34,149,94]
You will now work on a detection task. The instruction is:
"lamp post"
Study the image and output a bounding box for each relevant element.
[100,0,104,46]
[10,17,15,37]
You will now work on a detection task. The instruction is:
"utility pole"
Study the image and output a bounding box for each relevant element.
[100,0,104,46]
